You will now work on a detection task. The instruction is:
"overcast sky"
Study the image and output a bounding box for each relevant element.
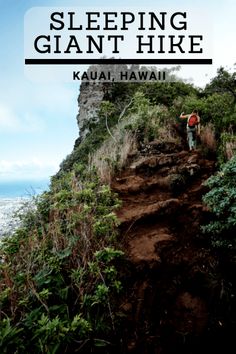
[0,0,235,181]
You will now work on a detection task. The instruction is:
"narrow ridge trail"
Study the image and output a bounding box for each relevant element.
[111,141,217,354]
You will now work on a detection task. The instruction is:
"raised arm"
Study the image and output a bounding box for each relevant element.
[180,112,189,119]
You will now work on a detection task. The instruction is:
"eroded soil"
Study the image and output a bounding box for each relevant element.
[111,141,222,354]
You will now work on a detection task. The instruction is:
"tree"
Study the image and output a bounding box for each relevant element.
[205,67,236,102]
[99,101,116,142]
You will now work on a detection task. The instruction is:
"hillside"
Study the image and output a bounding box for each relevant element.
[0,69,236,353]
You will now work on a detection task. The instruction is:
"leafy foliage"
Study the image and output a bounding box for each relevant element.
[205,67,236,102]
[60,67,236,176]
[202,155,236,248]
[0,167,124,353]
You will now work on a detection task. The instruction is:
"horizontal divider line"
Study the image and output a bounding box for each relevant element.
[25,58,213,65]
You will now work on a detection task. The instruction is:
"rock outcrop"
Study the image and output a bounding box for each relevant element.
[76,81,107,140]
[76,63,134,141]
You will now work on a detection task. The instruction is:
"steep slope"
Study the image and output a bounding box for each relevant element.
[111,141,218,354]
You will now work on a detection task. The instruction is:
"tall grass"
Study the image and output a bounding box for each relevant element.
[89,100,178,183]
[89,128,137,183]
[225,139,236,160]
[200,123,217,152]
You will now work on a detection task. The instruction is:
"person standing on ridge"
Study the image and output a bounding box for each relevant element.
[180,110,200,151]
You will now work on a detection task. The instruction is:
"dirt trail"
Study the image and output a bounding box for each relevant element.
[111,141,216,353]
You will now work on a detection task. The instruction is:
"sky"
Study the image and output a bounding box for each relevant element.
[0,0,235,182]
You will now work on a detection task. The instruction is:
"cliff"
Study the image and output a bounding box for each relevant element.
[76,81,108,140]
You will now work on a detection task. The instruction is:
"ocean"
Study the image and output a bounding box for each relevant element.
[0,180,49,198]
[0,180,49,238]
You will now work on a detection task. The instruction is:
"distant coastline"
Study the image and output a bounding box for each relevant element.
[0,179,49,198]
[0,179,49,237]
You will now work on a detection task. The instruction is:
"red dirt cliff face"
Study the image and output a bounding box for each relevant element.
[111,141,218,354]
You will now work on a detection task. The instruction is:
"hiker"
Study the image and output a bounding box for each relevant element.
[180,110,200,151]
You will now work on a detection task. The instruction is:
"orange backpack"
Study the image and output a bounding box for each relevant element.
[188,114,198,127]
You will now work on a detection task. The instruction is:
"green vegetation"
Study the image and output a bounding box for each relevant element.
[202,155,236,248]
[0,167,124,353]
[60,67,236,176]
[201,149,236,346]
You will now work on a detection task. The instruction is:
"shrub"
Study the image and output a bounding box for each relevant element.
[205,66,236,102]
[89,92,177,183]
[0,168,124,353]
[202,155,236,248]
